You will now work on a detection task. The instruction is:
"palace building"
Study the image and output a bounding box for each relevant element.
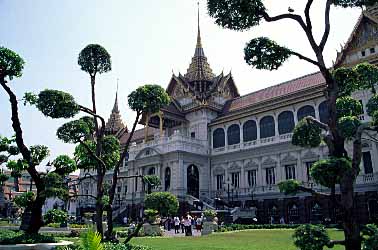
[79,6,378,224]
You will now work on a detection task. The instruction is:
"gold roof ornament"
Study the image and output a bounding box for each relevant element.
[184,2,215,83]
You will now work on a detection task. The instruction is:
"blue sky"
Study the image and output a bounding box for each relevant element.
[0,0,361,166]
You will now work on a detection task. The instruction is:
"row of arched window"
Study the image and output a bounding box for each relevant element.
[213,102,329,148]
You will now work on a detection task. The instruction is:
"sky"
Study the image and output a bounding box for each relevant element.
[0,0,362,168]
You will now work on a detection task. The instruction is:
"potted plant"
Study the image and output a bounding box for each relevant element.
[144,209,159,224]
[203,209,217,222]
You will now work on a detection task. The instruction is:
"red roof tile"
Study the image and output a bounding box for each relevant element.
[119,127,159,145]
[225,72,325,113]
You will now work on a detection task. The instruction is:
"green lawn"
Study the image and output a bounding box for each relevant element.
[131,229,345,250]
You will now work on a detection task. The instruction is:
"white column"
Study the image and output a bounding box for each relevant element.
[256,118,260,141]
[274,115,279,137]
[314,103,320,121]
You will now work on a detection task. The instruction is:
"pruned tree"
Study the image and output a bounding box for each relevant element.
[28,43,170,239]
[105,84,169,240]
[207,1,377,249]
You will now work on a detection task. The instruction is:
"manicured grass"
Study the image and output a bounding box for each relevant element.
[131,229,345,250]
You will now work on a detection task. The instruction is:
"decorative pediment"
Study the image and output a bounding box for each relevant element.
[335,9,378,67]
[214,166,225,175]
[281,153,297,163]
[302,150,318,160]
[262,157,276,167]
[135,147,161,160]
[229,162,241,171]
[245,160,259,169]
[348,17,378,52]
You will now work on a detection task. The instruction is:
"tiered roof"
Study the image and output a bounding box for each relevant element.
[105,90,127,135]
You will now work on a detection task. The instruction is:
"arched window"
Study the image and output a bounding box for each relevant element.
[243,120,257,142]
[148,167,155,175]
[164,167,171,191]
[278,111,295,134]
[297,105,315,121]
[213,128,225,148]
[227,124,240,145]
[147,167,156,194]
[319,101,329,124]
[260,116,275,138]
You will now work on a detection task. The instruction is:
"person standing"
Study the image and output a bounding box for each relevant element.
[174,216,180,234]
[184,214,192,236]
[180,216,185,233]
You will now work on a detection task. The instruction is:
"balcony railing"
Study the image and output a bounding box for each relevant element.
[128,132,208,161]
[212,133,293,155]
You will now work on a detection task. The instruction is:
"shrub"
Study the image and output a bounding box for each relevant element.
[0,230,56,244]
[69,229,81,237]
[203,209,217,218]
[44,209,68,224]
[144,192,179,217]
[69,223,87,228]
[362,224,378,250]
[47,222,61,228]
[103,243,154,250]
[293,224,330,250]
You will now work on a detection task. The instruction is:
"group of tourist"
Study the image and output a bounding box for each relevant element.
[162,213,204,236]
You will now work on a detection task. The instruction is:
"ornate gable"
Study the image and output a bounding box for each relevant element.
[335,6,378,67]
[281,153,297,163]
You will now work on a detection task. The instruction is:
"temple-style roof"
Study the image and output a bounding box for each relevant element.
[119,127,159,145]
[184,12,215,82]
[105,89,127,135]
[165,6,239,106]
[222,72,326,114]
[334,4,378,67]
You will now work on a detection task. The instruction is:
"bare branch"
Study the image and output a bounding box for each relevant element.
[319,0,332,51]
[262,11,319,56]
[78,105,106,135]
[290,51,320,67]
[305,116,330,131]
[304,0,314,31]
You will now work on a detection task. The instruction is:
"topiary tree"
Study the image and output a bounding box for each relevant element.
[293,224,331,250]
[207,1,378,249]
[26,43,170,240]
[0,47,77,233]
[123,191,178,244]
[105,84,169,240]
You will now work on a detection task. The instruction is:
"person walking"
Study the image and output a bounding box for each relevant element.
[196,216,202,232]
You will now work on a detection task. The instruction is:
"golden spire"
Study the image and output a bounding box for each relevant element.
[196,2,202,48]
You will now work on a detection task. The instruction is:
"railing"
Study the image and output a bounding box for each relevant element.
[128,132,208,161]
[356,173,378,184]
[212,133,293,155]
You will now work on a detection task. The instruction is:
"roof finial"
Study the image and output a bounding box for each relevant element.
[113,78,119,112]
[196,1,202,48]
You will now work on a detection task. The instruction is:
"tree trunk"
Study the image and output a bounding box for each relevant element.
[340,175,361,250]
[0,78,46,234]
[20,191,45,233]
[105,112,141,240]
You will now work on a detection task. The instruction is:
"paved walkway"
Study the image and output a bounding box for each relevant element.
[163,228,201,237]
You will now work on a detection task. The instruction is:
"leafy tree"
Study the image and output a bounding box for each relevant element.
[144,192,179,217]
[207,1,377,249]
[0,47,77,233]
[106,84,169,240]
[27,43,170,240]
